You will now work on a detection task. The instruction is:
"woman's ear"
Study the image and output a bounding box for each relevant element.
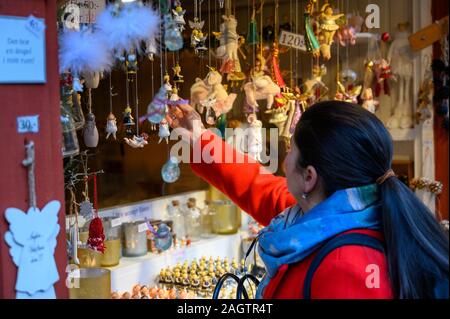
[303,165,319,195]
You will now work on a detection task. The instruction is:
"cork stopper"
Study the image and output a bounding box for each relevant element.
[188,198,197,204]
[204,199,211,206]
[172,200,180,207]
[187,201,195,209]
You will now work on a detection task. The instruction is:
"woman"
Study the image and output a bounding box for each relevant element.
[166,101,449,299]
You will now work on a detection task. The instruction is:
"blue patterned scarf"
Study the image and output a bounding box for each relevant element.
[255,184,382,298]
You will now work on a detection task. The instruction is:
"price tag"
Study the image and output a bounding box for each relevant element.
[138,223,148,233]
[279,30,306,51]
[17,115,39,133]
[111,217,122,228]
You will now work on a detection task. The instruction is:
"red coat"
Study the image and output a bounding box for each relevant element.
[190,131,394,299]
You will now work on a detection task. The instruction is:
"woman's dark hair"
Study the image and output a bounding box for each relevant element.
[294,101,449,299]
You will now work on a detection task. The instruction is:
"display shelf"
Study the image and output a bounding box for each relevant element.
[388,128,416,141]
[106,233,242,293]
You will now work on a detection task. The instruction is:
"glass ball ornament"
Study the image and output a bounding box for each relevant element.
[340,69,358,85]
[161,156,181,183]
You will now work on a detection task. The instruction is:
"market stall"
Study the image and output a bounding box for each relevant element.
[0,0,448,299]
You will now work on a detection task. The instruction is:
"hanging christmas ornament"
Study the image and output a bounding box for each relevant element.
[106,76,118,140]
[83,112,99,148]
[86,174,105,254]
[247,2,260,46]
[79,200,94,219]
[82,71,101,89]
[163,72,174,95]
[96,2,160,54]
[335,81,362,104]
[191,67,236,119]
[158,119,171,144]
[317,4,344,61]
[361,88,379,113]
[123,105,136,137]
[340,68,358,86]
[161,156,181,183]
[189,19,208,56]
[124,133,149,148]
[58,27,113,86]
[374,59,393,97]
[146,37,158,61]
[141,85,168,130]
[164,14,184,51]
[246,114,263,162]
[172,1,186,31]
[243,53,281,113]
[106,113,118,140]
[173,62,185,84]
[216,15,242,78]
[218,0,225,9]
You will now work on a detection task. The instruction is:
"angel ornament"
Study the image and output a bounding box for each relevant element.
[361,88,379,114]
[158,119,171,144]
[124,133,149,149]
[335,81,362,104]
[189,18,208,56]
[105,112,118,140]
[4,142,60,299]
[246,114,263,162]
[172,1,186,31]
[318,4,344,60]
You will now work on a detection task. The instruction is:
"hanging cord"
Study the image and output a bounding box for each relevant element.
[208,0,211,67]
[22,140,36,209]
[135,66,140,136]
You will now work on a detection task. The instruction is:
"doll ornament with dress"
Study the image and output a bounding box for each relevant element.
[246,114,263,162]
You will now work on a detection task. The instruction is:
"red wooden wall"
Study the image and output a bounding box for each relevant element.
[432,0,449,221]
[0,0,68,298]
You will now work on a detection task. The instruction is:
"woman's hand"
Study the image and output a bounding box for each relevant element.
[165,104,206,143]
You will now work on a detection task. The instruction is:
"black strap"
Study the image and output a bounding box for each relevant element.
[303,233,385,299]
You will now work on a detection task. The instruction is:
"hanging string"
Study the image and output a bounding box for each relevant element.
[289,0,293,88]
[208,0,211,67]
[109,74,113,114]
[159,0,164,87]
[88,88,93,113]
[92,174,98,217]
[215,0,218,69]
[125,71,130,107]
[135,66,140,136]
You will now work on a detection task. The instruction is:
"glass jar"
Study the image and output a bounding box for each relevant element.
[101,217,122,267]
[185,199,202,241]
[201,200,216,238]
[211,199,240,235]
[167,200,186,244]
[122,221,148,257]
[68,268,111,299]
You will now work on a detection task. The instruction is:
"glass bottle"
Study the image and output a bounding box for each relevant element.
[185,198,202,241]
[167,200,186,245]
[201,200,215,238]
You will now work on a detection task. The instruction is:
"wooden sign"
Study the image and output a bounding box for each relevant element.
[0,15,46,83]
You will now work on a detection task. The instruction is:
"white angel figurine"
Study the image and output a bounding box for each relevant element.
[124,133,149,148]
[105,112,117,140]
[158,119,171,144]
[246,114,263,162]
[4,201,61,298]
[172,2,186,30]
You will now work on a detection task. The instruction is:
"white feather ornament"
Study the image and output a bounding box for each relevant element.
[59,28,113,74]
[95,3,160,54]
